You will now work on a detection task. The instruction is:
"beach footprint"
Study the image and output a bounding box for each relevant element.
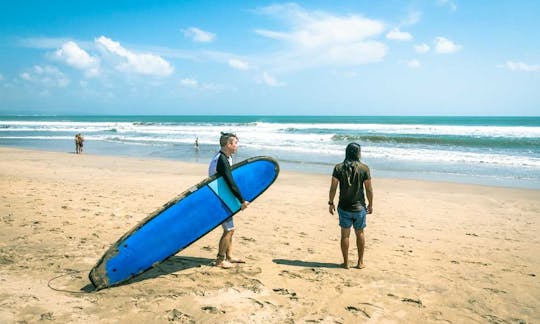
[272,288,298,301]
[201,305,225,314]
[167,309,194,323]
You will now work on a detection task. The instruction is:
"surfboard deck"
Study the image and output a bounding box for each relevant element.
[89,156,279,290]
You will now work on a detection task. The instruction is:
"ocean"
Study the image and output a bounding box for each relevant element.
[1,115,539,189]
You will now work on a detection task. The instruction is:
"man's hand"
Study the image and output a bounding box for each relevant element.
[329,203,336,215]
[241,201,250,210]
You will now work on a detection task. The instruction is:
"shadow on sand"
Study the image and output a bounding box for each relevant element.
[84,255,214,291]
[273,259,341,269]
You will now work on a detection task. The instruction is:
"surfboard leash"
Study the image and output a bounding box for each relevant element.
[47,269,98,294]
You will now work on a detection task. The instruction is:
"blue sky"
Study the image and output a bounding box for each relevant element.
[0,0,539,116]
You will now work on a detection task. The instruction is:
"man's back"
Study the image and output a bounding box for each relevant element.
[333,161,370,211]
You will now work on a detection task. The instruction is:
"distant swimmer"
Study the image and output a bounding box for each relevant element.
[75,133,85,154]
[194,137,199,150]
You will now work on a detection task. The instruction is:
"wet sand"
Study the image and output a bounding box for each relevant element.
[1,147,539,323]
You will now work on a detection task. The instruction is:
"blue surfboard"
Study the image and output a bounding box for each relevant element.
[89,156,279,289]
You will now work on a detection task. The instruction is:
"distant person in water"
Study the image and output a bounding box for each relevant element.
[75,133,85,154]
[328,143,373,269]
[194,137,199,150]
[208,132,249,269]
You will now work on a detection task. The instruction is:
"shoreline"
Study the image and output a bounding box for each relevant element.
[2,143,539,190]
[1,147,539,322]
[2,114,539,190]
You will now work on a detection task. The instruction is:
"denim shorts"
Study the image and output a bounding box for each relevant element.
[221,216,234,231]
[338,207,367,230]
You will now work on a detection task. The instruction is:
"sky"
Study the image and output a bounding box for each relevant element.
[0,0,539,116]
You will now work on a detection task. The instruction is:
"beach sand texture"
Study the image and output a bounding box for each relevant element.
[1,147,539,323]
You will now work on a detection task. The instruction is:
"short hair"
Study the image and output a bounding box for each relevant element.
[219,132,237,147]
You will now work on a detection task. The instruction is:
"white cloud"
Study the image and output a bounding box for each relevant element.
[54,41,100,77]
[386,28,413,41]
[254,29,289,41]
[257,72,284,87]
[407,59,421,68]
[183,27,216,43]
[228,59,250,70]
[254,4,387,69]
[179,77,223,91]
[18,37,76,49]
[256,14,384,48]
[434,37,462,54]
[323,41,387,64]
[180,78,199,88]
[20,65,70,87]
[502,61,540,72]
[402,11,422,26]
[438,0,457,12]
[95,36,174,76]
[414,43,430,54]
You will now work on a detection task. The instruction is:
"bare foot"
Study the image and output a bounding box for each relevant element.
[355,263,365,269]
[215,260,233,269]
[227,258,246,264]
[341,263,349,269]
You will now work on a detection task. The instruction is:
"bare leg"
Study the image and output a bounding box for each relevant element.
[224,229,234,260]
[219,229,233,258]
[340,227,351,269]
[223,230,245,263]
[355,229,365,269]
[216,229,234,268]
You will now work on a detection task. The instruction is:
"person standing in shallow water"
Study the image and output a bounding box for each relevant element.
[75,134,80,154]
[75,133,84,154]
[328,143,373,269]
[208,132,249,269]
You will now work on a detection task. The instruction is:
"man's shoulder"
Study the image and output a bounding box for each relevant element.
[335,161,369,169]
[333,161,370,173]
[357,161,370,170]
[356,162,371,179]
[334,162,345,168]
[333,162,345,173]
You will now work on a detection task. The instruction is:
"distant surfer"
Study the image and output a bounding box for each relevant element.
[328,143,373,269]
[208,132,249,269]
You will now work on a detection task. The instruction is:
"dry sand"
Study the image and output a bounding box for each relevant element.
[0,147,539,323]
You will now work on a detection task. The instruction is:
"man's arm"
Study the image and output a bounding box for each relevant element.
[328,176,339,215]
[216,154,246,205]
[364,179,373,214]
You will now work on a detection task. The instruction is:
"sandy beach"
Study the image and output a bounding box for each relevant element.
[0,147,538,323]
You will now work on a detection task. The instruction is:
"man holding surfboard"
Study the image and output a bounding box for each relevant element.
[328,143,373,269]
[209,132,250,269]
